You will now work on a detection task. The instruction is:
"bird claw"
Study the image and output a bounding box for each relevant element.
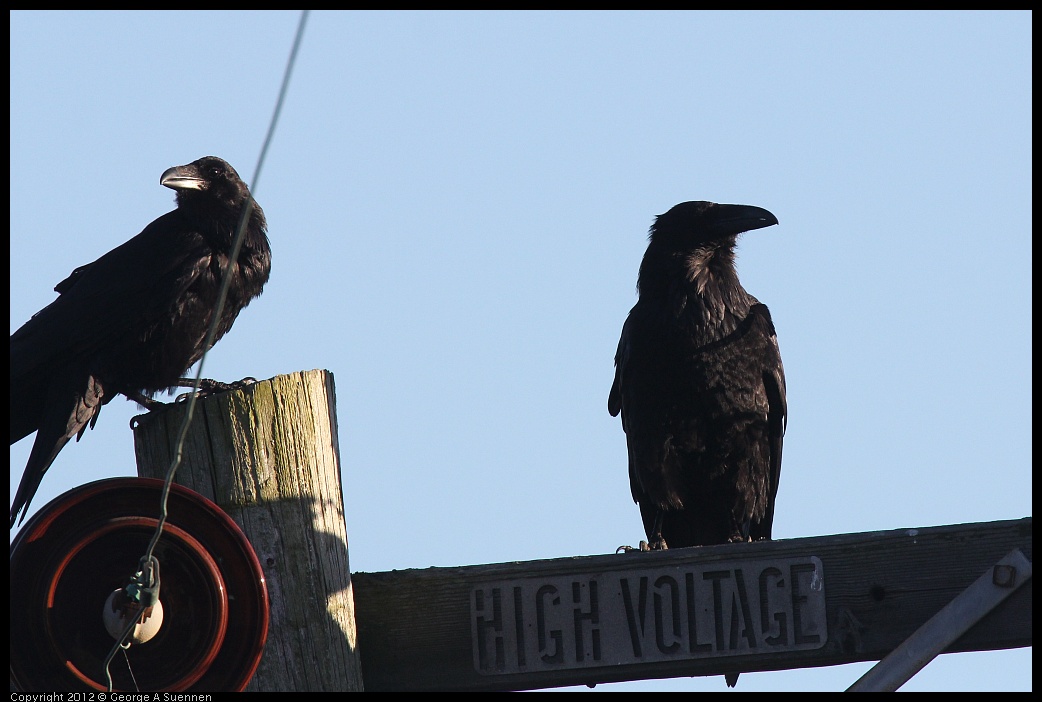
[130,412,155,430]
[203,376,258,391]
[125,392,169,431]
[173,376,258,402]
[616,539,667,553]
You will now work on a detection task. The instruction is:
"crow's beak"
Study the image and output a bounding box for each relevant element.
[160,165,206,191]
[710,204,778,236]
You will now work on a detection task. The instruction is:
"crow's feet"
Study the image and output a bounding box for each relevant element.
[616,537,668,553]
[128,378,258,428]
[173,376,258,402]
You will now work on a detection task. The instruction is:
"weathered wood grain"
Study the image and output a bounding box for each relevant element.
[134,369,363,691]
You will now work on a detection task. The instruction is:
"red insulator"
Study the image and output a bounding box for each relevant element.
[10,478,268,692]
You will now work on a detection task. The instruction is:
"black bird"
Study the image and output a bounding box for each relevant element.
[10,156,271,528]
[609,200,786,547]
[608,201,785,686]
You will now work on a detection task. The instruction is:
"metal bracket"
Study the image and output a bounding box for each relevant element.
[847,548,1032,691]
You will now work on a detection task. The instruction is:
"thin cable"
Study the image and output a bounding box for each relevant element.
[144,7,309,566]
[103,11,310,690]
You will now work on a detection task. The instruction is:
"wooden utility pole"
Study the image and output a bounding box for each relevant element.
[133,369,364,692]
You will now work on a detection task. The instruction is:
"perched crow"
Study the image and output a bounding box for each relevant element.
[10,156,270,528]
[609,200,786,547]
[608,201,785,686]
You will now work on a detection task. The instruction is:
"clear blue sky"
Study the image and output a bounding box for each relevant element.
[10,11,1030,692]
